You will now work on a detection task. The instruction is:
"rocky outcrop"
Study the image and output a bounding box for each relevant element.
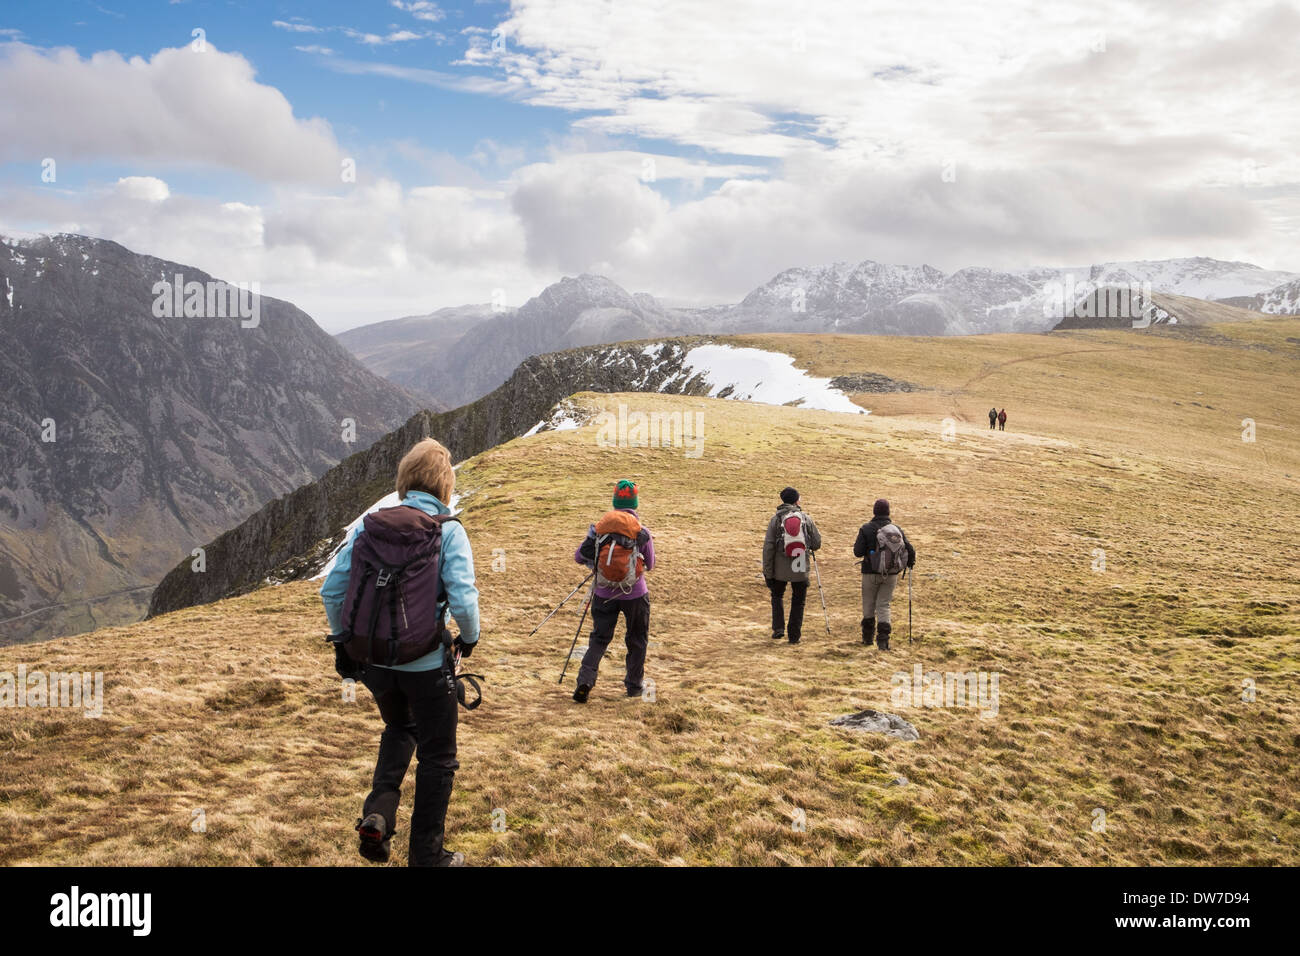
[829,709,920,740]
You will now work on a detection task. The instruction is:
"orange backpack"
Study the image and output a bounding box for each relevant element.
[593,510,646,593]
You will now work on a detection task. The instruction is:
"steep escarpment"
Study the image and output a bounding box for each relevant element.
[147,339,720,615]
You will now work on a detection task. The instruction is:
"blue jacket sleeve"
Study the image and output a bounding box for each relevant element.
[440,521,481,645]
[320,525,363,635]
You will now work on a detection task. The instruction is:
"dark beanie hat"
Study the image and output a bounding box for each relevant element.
[613,479,639,510]
[780,487,799,505]
[873,498,890,517]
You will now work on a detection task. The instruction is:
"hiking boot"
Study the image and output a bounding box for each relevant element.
[626,684,643,697]
[771,630,784,640]
[787,636,801,644]
[573,683,591,703]
[876,622,892,651]
[435,849,466,867]
[356,813,392,864]
[861,618,875,646]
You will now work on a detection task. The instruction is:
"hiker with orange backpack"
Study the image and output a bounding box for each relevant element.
[571,479,655,703]
[762,487,823,644]
[853,498,915,651]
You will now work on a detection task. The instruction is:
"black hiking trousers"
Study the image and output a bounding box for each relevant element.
[768,579,808,641]
[578,594,650,692]
[361,664,459,866]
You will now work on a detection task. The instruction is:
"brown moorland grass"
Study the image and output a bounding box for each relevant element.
[1,319,1297,866]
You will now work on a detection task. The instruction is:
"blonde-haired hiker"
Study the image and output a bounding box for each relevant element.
[321,438,480,866]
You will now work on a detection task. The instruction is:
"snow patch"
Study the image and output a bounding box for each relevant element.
[526,398,595,435]
[681,344,864,414]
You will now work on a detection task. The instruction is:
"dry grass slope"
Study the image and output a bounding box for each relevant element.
[2,319,1298,866]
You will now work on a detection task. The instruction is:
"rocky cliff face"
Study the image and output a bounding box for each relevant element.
[0,234,423,643]
[147,339,718,615]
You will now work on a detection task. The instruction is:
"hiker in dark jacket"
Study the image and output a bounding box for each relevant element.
[852,498,915,651]
[321,438,479,867]
[988,407,997,429]
[998,408,1007,431]
[572,479,655,702]
[762,487,823,643]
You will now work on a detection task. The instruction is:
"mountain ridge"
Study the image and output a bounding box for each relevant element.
[0,233,424,643]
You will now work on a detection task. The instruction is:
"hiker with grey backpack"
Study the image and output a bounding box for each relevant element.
[320,438,481,867]
[571,479,655,703]
[762,487,823,644]
[853,498,915,651]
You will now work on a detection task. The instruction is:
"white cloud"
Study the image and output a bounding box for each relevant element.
[343,28,427,46]
[510,158,668,274]
[391,1,446,22]
[114,176,170,202]
[0,42,344,183]
[272,19,324,34]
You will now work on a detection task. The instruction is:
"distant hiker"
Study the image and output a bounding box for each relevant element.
[853,498,915,651]
[320,438,479,867]
[988,407,997,429]
[998,408,1007,431]
[762,487,823,644]
[572,480,655,702]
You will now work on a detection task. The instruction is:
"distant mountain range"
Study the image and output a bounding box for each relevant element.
[338,257,1300,406]
[0,234,423,643]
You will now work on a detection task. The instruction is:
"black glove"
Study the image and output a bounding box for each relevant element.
[455,638,474,659]
[334,642,363,680]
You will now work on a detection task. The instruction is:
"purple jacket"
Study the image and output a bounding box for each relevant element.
[575,508,655,600]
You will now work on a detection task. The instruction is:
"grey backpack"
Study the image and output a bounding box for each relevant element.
[872,524,908,575]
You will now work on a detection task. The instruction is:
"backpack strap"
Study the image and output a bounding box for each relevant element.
[345,562,373,637]
[428,515,461,618]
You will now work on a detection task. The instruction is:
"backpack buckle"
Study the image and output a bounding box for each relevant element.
[376,569,392,588]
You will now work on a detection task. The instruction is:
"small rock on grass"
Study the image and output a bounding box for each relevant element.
[829,709,920,741]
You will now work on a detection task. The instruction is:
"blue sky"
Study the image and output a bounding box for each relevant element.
[1,0,1298,330]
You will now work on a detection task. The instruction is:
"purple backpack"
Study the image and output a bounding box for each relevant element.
[340,506,459,666]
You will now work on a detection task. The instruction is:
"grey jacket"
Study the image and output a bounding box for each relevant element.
[762,503,823,583]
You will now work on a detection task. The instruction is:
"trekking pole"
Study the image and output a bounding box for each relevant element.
[907,568,913,645]
[812,552,831,636]
[558,579,596,684]
[528,571,594,638]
